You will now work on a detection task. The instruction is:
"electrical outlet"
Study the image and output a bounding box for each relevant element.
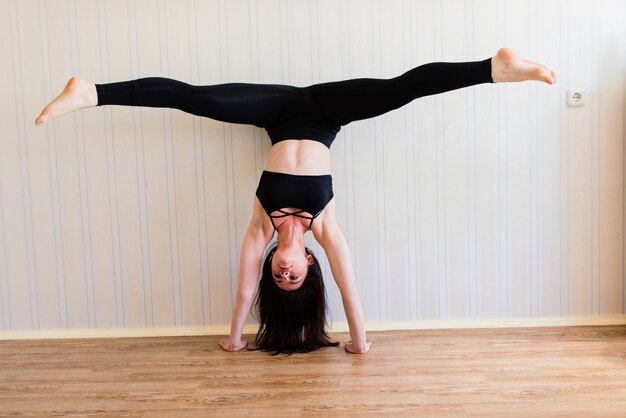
[567,88,585,107]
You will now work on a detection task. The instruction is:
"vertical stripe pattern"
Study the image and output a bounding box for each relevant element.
[1,0,625,331]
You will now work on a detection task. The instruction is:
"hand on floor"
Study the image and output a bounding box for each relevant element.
[345,341,371,354]
[218,338,248,352]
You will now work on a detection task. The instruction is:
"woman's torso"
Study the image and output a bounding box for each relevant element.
[258,139,333,231]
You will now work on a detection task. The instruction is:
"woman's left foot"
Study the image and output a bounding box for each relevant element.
[491,48,557,85]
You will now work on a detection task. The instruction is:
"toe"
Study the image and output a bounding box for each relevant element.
[534,67,555,84]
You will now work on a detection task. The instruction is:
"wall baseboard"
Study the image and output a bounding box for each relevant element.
[1,315,625,341]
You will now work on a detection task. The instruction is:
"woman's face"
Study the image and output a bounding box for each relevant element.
[271,246,313,291]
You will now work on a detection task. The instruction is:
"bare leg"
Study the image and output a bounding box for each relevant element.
[491,47,556,84]
[35,76,97,126]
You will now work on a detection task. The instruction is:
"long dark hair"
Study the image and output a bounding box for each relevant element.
[253,244,339,355]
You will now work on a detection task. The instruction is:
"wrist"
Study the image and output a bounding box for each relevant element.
[353,344,367,353]
[346,340,370,354]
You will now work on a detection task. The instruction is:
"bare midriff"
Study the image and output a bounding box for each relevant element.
[265,139,331,176]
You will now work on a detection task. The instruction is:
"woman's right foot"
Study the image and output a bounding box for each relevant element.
[35,76,97,126]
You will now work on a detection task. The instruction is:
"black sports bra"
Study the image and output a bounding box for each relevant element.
[255,171,334,229]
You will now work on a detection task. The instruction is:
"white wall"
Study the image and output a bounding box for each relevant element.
[1,0,625,333]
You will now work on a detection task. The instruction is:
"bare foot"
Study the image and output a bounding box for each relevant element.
[35,76,97,126]
[491,48,557,85]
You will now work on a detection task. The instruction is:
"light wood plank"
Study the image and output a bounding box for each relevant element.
[1,326,625,416]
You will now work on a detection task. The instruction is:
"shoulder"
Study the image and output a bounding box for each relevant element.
[311,198,338,245]
[251,197,275,240]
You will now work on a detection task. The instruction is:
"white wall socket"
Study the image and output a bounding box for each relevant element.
[567,88,586,107]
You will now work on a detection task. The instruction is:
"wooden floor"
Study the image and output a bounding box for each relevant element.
[1,326,626,417]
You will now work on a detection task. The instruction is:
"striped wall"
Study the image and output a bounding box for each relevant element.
[1,0,625,334]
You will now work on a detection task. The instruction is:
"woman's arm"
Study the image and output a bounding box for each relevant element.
[315,205,370,354]
[219,199,274,352]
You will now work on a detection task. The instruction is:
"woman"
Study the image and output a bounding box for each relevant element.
[36,48,556,355]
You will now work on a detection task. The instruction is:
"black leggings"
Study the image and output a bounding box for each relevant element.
[96,58,493,144]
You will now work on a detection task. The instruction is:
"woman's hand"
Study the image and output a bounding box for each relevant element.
[218,338,248,352]
[344,340,371,354]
